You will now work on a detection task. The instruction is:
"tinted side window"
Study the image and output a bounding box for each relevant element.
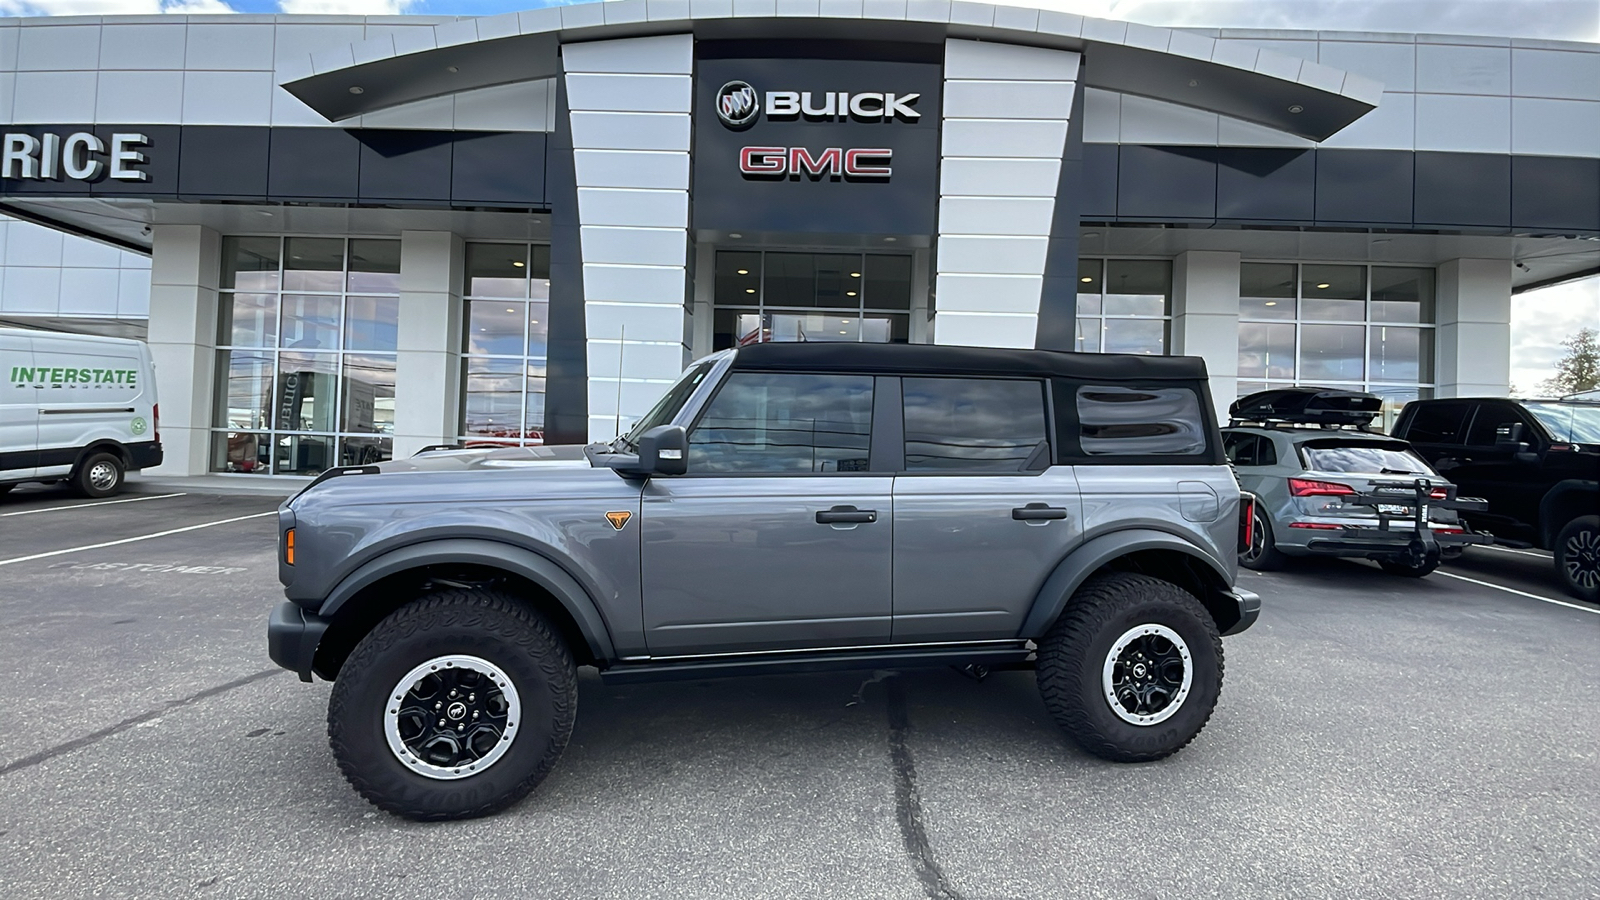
[1403,402,1471,444]
[902,377,1048,472]
[689,372,873,473]
[1077,386,1207,456]
[1465,405,1530,447]
[1223,432,1251,465]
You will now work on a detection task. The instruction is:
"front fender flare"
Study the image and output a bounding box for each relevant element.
[315,538,617,662]
[1018,529,1237,638]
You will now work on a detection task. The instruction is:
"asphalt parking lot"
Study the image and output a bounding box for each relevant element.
[0,481,1595,900]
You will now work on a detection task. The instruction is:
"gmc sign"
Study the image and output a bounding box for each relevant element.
[738,147,893,178]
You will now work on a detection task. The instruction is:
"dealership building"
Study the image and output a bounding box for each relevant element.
[0,5,1597,476]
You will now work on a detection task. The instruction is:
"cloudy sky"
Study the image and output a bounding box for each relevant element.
[1,0,1595,389]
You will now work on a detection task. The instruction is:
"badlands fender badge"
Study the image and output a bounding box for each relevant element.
[605,511,633,531]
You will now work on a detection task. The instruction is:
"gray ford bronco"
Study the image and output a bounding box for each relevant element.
[268,343,1259,820]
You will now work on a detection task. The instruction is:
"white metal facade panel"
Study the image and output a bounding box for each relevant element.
[934,39,1078,350]
[563,33,695,440]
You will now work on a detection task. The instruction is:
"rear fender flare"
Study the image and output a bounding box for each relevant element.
[316,538,616,661]
[1019,529,1233,638]
[1539,479,1600,547]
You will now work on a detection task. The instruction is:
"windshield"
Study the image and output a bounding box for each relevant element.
[1523,402,1600,444]
[1300,440,1435,476]
[617,361,716,449]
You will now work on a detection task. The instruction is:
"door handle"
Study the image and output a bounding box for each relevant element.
[816,505,877,524]
[1012,503,1069,521]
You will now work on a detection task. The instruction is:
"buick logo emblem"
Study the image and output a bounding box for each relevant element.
[716,81,759,128]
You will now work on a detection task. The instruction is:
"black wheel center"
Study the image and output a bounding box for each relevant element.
[1111,635,1187,717]
[395,667,510,769]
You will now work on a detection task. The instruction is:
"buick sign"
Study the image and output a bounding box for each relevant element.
[716,81,759,128]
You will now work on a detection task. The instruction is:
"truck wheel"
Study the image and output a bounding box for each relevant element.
[72,452,124,498]
[1036,573,1223,763]
[327,589,577,820]
[1378,558,1438,577]
[1239,507,1287,571]
[1555,516,1600,603]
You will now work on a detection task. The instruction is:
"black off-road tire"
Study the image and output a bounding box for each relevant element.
[71,451,124,498]
[1239,507,1287,572]
[328,589,577,821]
[1554,515,1600,603]
[1036,573,1224,763]
[1378,557,1438,577]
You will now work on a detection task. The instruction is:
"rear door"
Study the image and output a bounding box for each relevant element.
[1450,402,1545,534]
[0,332,38,481]
[890,376,1081,642]
[640,370,893,654]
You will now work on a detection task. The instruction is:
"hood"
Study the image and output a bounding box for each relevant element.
[374,443,592,474]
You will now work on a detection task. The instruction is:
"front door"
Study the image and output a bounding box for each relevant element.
[640,370,892,654]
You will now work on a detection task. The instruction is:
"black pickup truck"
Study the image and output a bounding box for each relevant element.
[1391,397,1600,602]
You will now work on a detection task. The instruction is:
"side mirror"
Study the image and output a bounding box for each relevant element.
[1494,422,1529,453]
[637,425,688,476]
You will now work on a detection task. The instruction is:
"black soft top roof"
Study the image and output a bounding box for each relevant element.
[730,343,1209,381]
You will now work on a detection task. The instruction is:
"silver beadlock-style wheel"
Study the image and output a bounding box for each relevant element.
[383,654,521,780]
[1101,623,1193,726]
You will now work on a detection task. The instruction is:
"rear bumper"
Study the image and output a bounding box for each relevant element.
[267,601,329,683]
[127,440,163,470]
[1221,587,1261,636]
[1298,527,1490,557]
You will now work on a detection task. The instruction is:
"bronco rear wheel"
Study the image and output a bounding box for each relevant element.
[328,589,577,820]
[1036,572,1223,762]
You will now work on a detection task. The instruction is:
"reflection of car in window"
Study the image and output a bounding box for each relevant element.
[269,343,1258,821]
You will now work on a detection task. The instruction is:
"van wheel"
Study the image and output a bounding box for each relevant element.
[327,589,577,821]
[72,452,124,498]
[1037,573,1223,763]
[1555,516,1600,603]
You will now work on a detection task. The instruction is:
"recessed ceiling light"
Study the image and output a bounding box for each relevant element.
[506,307,515,312]
[745,288,755,294]
[348,86,364,95]
[1265,301,1278,307]
[1080,276,1093,283]
[737,269,749,275]
[839,330,848,334]
[729,233,742,239]
[850,272,861,277]
[846,291,857,296]
[1316,282,1331,289]
[529,319,538,324]
[512,261,525,267]
[884,237,897,242]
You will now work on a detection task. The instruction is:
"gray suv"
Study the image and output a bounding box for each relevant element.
[268,343,1259,820]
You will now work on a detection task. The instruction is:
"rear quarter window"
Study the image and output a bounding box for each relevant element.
[1067,383,1211,459]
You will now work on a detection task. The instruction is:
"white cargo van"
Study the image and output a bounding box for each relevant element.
[1,327,163,498]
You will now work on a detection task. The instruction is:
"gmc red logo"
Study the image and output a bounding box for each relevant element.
[738,146,893,179]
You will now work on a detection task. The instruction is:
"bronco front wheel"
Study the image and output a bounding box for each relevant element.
[1036,573,1224,762]
[327,589,577,820]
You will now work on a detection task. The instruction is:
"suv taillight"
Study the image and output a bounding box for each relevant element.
[1289,478,1355,497]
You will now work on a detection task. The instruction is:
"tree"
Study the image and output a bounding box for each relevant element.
[1537,328,1600,396]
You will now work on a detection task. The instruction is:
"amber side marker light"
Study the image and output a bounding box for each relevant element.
[285,528,296,565]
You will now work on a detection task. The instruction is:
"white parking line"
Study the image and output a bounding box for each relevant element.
[0,492,187,518]
[0,512,276,568]
[1478,544,1551,559]
[1435,570,1599,615]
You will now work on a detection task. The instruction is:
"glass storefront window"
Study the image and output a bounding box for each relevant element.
[1239,262,1295,320]
[1300,264,1365,321]
[1076,258,1171,354]
[210,236,401,474]
[283,237,345,292]
[712,249,915,350]
[1238,262,1436,431]
[460,243,553,446]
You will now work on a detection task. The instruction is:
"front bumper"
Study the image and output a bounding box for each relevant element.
[267,601,329,683]
[1221,587,1261,636]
